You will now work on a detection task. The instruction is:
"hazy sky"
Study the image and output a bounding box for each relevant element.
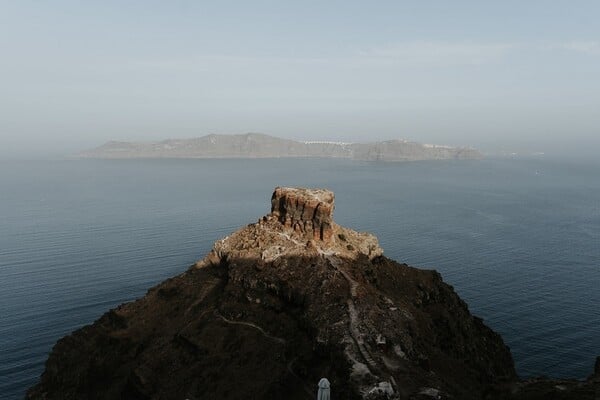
[1,1,599,158]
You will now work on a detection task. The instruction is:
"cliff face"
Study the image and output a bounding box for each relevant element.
[77,133,483,161]
[28,188,598,400]
[270,187,335,242]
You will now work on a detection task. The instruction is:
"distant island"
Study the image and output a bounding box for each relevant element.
[78,133,483,161]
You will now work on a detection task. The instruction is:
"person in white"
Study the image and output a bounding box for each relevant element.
[317,377,330,400]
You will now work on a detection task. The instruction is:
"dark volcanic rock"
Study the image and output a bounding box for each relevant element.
[27,188,598,400]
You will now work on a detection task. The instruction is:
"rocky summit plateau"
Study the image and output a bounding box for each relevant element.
[28,188,599,399]
[77,133,483,161]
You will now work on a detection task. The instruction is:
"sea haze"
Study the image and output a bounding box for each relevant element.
[0,157,599,399]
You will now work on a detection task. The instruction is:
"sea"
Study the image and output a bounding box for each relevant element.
[1,157,599,399]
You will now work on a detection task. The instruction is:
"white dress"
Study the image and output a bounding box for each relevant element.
[317,377,331,400]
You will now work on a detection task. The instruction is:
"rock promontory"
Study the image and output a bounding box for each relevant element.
[271,187,335,242]
[27,188,599,400]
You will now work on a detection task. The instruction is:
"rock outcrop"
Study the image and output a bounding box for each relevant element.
[271,187,335,242]
[27,188,599,400]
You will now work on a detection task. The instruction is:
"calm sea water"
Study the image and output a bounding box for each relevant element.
[1,157,599,399]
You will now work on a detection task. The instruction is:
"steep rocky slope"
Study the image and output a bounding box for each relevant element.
[28,188,598,399]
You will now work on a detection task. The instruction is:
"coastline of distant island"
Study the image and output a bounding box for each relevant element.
[77,133,483,161]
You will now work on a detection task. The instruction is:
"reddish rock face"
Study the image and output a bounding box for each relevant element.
[270,187,335,242]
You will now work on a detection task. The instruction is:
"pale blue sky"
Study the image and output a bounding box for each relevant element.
[1,1,599,157]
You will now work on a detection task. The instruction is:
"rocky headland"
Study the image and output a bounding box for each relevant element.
[77,133,483,161]
[28,188,598,399]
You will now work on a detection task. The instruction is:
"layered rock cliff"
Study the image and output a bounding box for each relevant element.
[28,188,598,399]
[77,133,483,161]
[270,187,336,242]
